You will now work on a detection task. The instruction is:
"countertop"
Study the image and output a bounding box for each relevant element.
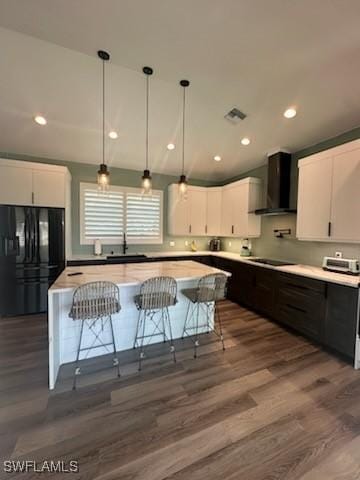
[67,251,360,288]
[50,260,231,294]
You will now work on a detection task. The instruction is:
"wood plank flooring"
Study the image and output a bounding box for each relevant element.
[1,301,360,479]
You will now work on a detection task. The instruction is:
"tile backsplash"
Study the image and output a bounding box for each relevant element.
[223,215,360,266]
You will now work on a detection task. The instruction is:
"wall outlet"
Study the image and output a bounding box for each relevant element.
[185,241,189,247]
[228,241,232,247]
[335,251,343,258]
[169,241,175,247]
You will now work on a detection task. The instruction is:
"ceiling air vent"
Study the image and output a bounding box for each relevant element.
[224,107,247,124]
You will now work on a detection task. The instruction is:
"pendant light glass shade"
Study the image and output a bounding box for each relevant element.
[97,50,110,191]
[142,66,153,195]
[97,163,110,191]
[178,79,190,200]
[178,174,187,197]
[141,169,152,195]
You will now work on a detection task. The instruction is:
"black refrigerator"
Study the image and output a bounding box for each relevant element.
[0,205,65,316]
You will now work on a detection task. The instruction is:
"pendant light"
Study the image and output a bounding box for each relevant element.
[178,79,190,199]
[97,50,110,191]
[141,66,153,194]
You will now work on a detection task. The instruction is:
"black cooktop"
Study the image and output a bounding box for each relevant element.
[249,258,296,267]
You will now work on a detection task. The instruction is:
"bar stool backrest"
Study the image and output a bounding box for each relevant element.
[139,276,177,310]
[197,273,228,302]
[70,281,120,320]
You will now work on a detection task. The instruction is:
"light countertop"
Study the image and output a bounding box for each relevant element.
[218,253,360,288]
[50,260,231,294]
[274,264,360,288]
[67,251,360,288]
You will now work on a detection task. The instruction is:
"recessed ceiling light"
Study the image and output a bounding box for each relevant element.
[167,143,175,150]
[284,107,297,119]
[241,137,251,146]
[214,155,222,162]
[34,115,47,125]
[108,130,118,139]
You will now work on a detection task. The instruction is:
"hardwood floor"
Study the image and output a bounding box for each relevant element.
[1,301,360,479]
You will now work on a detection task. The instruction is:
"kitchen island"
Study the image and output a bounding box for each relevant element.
[48,260,231,389]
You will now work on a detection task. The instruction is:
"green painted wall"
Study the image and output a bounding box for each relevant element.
[0,152,216,255]
[222,126,360,266]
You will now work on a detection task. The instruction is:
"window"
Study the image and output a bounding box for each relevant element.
[80,182,163,244]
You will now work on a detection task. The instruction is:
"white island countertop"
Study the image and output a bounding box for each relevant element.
[50,260,231,294]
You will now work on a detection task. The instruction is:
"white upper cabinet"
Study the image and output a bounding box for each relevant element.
[206,187,222,236]
[33,170,66,208]
[189,187,207,236]
[0,164,33,205]
[168,177,262,238]
[0,159,72,257]
[0,159,70,208]
[168,184,189,236]
[296,139,360,243]
[221,178,262,238]
[168,185,208,236]
[296,153,333,240]
[221,185,237,236]
[331,148,360,242]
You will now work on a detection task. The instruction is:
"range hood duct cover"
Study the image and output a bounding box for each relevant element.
[255,151,297,216]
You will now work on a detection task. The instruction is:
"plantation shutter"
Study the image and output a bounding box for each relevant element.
[80,183,163,244]
[125,191,162,240]
[82,186,124,240]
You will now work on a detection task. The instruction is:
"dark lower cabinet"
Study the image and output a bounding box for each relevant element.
[212,256,253,303]
[191,255,214,266]
[212,256,358,360]
[253,267,276,317]
[212,258,275,315]
[277,273,326,341]
[324,283,358,358]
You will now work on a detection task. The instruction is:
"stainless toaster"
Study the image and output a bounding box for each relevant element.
[322,257,360,275]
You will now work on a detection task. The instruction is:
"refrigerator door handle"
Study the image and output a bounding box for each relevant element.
[30,209,36,263]
[15,236,20,256]
[24,210,30,261]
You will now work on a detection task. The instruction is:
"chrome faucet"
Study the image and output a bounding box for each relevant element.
[122,232,128,255]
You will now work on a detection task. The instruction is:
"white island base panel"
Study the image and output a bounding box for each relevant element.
[48,279,214,390]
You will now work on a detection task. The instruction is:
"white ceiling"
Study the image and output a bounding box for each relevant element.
[0,0,360,181]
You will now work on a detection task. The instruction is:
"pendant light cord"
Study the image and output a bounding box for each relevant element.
[182,85,186,175]
[102,58,105,166]
[146,74,149,170]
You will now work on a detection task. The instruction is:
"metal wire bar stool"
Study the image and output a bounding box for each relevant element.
[133,276,177,370]
[69,281,121,389]
[181,273,227,358]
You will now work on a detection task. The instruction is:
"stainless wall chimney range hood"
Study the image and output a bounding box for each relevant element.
[255,151,297,216]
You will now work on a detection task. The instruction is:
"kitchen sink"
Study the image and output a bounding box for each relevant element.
[106,254,147,263]
[106,254,147,259]
[249,258,296,267]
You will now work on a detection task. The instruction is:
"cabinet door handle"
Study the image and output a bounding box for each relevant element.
[189,225,192,234]
[231,225,234,234]
[205,225,207,234]
[328,221,332,237]
[32,192,34,204]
